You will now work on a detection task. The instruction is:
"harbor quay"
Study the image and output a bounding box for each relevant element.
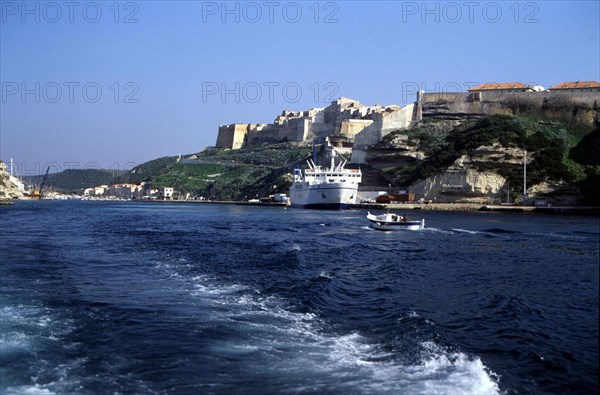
[134,199,600,216]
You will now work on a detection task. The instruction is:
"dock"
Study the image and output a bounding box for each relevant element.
[354,203,600,215]
[80,198,600,215]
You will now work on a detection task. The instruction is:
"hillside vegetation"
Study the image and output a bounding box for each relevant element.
[380,115,599,202]
[44,115,598,204]
[114,156,178,185]
[115,143,313,200]
[23,169,125,193]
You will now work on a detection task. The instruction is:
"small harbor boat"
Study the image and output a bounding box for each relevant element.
[367,212,425,231]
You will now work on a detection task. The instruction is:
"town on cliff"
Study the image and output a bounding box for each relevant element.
[2,81,599,207]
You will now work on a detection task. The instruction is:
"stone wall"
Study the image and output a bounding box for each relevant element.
[338,119,374,139]
[215,97,403,149]
[215,89,598,150]
[307,122,335,142]
[352,103,415,152]
[216,124,250,149]
[419,90,599,125]
[246,125,297,146]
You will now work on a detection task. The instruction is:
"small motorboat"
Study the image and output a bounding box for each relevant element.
[367,212,425,231]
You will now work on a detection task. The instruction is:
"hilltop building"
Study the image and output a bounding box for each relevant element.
[468,82,534,93]
[214,81,599,166]
[416,80,599,125]
[215,97,415,150]
[548,81,600,92]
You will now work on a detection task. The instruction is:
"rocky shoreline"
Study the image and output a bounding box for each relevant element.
[0,161,24,200]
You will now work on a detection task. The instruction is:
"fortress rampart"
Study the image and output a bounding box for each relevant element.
[418,89,599,125]
[215,84,599,154]
[215,98,414,149]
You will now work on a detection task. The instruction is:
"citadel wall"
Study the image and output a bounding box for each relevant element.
[418,90,599,124]
[353,104,415,149]
[215,88,598,152]
[215,97,410,149]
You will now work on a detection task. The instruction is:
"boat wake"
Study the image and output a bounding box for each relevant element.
[147,265,502,394]
[451,228,484,235]
[2,200,597,394]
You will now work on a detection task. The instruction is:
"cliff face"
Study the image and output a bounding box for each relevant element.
[353,119,458,168]
[355,114,598,204]
[403,143,577,204]
[0,161,24,199]
[409,155,508,203]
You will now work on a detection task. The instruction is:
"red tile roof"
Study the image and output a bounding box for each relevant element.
[548,81,600,90]
[468,82,531,91]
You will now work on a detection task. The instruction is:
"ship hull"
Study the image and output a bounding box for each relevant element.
[290,183,358,210]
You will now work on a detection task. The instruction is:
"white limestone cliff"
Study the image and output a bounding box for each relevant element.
[409,154,508,203]
[0,161,25,199]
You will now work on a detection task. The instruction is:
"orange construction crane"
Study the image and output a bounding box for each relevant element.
[32,167,50,200]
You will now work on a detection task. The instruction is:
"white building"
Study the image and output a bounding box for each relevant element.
[159,187,174,200]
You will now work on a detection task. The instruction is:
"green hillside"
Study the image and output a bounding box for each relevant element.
[108,116,599,204]
[113,156,179,185]
[23,169,125,192]
[381,115,599,203]
[115,143,313,200]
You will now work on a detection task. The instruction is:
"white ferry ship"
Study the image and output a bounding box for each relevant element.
[290,150,361,210]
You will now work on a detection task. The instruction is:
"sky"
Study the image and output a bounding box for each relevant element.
[1,0,599,175]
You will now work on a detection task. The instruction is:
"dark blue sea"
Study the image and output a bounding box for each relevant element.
[1,201,598,395]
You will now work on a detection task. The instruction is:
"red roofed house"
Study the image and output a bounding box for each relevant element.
[468,82,533,92]
[466,82,533,102]
[548,81,600,92]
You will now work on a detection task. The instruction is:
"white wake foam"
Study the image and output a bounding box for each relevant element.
[4,384,56,395]
[185,275,502,394]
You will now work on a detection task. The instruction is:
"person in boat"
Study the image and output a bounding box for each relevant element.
[402,213,409,222]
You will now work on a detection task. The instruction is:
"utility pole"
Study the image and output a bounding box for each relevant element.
[523,149,527,205]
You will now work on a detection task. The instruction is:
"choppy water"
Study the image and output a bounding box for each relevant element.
[1,201,598,394]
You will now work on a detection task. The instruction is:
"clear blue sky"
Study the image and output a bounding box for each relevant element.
[1,0,599,175]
